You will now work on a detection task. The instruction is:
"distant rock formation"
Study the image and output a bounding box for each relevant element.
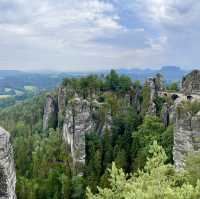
[155,73,165,92]
[43,95,58,131]
[173,105,200,170]
[182,70,200,95]
[0,127,16,199]
[145,73,165,115]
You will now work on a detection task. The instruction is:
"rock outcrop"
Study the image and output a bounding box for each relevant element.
[63,97,92,172]
[132,87,141,113]
[145,73,165,115]
[0,127,16,199]
[161,103,170,127]
[43,95,58,131]
[182,70,200,95]
[173,105,200,170]
[62,96,111,172]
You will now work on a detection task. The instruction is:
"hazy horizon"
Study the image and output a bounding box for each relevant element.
[1,0,200,71]
[0,65,194,73]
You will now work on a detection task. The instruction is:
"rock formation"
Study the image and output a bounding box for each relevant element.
[161,103,170,127]
[155,73,165,92]
[145,73,165,115]
[0,127,16,199]
[43,95,58,131]
[132,87,141,113]
[182,70,200,95]
[173,104,200,170]
[63,97,92,172]
[62,96,111,172]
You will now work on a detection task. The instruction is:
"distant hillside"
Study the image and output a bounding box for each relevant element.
[0,66,189,94]
[116,66,189,84]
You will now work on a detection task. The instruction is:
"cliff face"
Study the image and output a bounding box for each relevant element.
[43,95,58,131]
[0,127,16,199]
[145,73,165,115]
[62,97,112,172]
[173,106,200,170]
[63,97,92,171]
[43,88,112,172]
[182,70,200,95]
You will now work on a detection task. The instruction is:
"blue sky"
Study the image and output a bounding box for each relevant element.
[0,0,199,71]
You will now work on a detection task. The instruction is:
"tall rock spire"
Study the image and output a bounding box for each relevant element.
[0,127,16,199]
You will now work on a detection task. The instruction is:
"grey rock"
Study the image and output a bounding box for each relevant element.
[43,95,58,131]
[0,127,16,199]
[63,97,92,172]
[145,73,165,115]
[173,106,200,170]
[162,103,170,127]
[132,88,141,113]
[62,97,111,172]
[182,70,200,95]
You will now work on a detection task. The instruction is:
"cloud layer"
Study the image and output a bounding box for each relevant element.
[0,0,199,71]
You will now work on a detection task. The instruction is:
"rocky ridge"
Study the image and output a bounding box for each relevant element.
[43,87,112,172]
[42,70,200,172]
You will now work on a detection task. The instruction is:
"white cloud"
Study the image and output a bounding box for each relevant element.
[0,0,200,70]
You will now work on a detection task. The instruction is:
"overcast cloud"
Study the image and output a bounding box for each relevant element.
[0,0,199,71]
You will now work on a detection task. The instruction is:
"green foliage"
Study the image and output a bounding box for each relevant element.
[141,83,151,115]
[87,142,200,199]
[167,82,179,91]
[0,71,180,199]
[16,128,73,199]
[161,125,174,163]
[105,70,120,91]
[185,151,200,185]
[132,116,173,170]
[154,96,166,116]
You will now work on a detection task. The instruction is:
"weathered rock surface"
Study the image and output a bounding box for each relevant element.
[132,87,141,113]
[155,73,165,92]
[146,73,165,115]
[0,127,16,199]
[161,103,170,127]
[63,98,92,171]
[43,95,58,130]
[182,70,200,95]
[173,107,200,170]
[62,97,111,172]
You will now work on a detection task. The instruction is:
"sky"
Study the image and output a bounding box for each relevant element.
[0,0,200,71]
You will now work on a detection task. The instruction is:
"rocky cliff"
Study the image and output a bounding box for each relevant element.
[173,103,200,170]
[63,97,92,172]
[43,95,58,131]
[0,127,16,199]
[145,73,165,115]
[62,96,112,173]
[43,87,112,172]
[182,70,200,95]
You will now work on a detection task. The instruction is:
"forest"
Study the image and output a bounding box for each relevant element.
[0,70,200,199]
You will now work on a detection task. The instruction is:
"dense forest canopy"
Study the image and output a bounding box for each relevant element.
[0,70,200,199]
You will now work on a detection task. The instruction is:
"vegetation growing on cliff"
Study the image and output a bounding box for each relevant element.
[0,70,199,199]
